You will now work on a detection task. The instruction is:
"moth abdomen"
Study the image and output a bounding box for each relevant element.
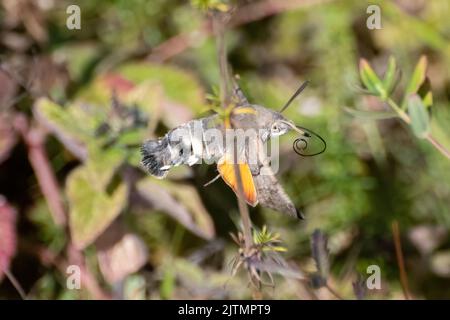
[141,137,172,178]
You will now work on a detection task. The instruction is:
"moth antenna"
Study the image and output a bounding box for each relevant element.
[280,80,309,113]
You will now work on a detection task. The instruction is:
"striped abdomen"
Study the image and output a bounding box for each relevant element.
[141,115,223,178]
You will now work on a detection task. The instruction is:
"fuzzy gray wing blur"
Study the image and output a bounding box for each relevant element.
[253,165,303,219]
[252,139,303,219]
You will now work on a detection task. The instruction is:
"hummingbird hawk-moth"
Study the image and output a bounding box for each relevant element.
[141,81,324,219]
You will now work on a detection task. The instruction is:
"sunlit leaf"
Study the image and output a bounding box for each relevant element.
[383,56,398,94]
[84,146,126,191]
[359,59,386,98]
[34,98,100,159]
[67,166,128,249]
[402,55,428,109]
[118,63,205,113]
[418,77,433,109]
[54,44,100,81]
[422,91,433,109]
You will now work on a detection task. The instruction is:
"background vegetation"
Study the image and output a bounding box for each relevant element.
[1,0,449,299]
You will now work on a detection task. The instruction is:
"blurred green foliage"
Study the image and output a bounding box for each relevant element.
[1,0,450,299]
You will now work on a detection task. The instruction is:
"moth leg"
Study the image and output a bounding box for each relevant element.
[203,173,221,187]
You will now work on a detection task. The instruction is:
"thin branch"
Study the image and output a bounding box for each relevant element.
[386,98,410,124]
[213,14,231,108]
[213,8,261,298]
[392,220,411,300]
[147,0,333,62]
[13,114,111,299]
[230,0,332,27]
[232,140,253,251]
[426,134,450,160]
[386,98,450,160]
[13,114,67,226]
[213,9,253,250]
[3,268,27,300]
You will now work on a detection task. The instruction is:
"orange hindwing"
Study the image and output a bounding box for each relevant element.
[217,158,258,207]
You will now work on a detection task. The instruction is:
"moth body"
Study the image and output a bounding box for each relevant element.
[140,82,311,219]
[141,114,225,178]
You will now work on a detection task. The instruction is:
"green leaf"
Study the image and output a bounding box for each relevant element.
[191,0,230,12]
[344,107,398,120]
[118,63,205,113]
[402,55,428,109]
[418,77,433,109]
[67,166,128,249]
[34,98,92,158]
[383,56,398,94]
[407,94,430,139]
[85,146,126,191]
[54,44,100,81]
[359,59,386,99]
[422,91,433,109]
[137,177,215,240]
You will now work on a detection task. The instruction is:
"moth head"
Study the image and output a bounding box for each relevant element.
[270,118,291,137]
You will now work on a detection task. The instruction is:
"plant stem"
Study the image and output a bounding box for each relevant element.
[213,14,231,108]
[386,98,450,160]
[148,0,334,62]
[213,10,253,250]
[232,141,253,250]
[13,113,111,299]
[3,268,27,300]
[213,10,260,298]
[14,115,67,226]
[392,220,411,300]
[426,134,450,160]
[386,98,410,124]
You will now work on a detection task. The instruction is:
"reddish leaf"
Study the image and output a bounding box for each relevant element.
[96,222,148,284]
[0,113,17,164]
[0,195,17,281]
[102,74,136,96]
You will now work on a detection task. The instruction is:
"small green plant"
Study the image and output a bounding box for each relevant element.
[229,226,297,291]
[191,0,230,12]
[348,55,450,160]
[253,225,287,253]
